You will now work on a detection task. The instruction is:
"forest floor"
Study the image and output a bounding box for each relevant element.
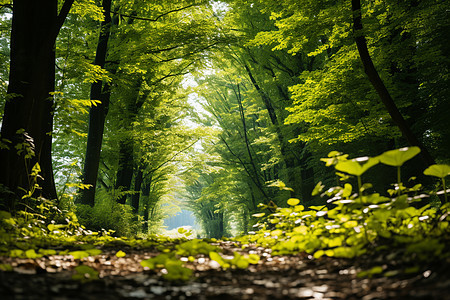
[1,240,449,300]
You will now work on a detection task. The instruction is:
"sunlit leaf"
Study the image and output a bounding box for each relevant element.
[342,183,352,198]
[311,181,324,196]
[25,249,40,259]
[378,147,420,167]
[247,254,260,264]
[116,250,126,258]
[335,157,379,176]
[287,198,300,206]
[271,229,283,237]
[423,164,450,178]
[209,252,225,266]
[69,250,90,260]
[252,213,265,218]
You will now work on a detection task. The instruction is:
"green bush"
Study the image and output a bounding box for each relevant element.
[76,189,139,237]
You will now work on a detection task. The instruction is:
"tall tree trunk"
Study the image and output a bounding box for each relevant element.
[115,139,134,204]
[131,165,144,214]
[141,175,152,233]
[0,0,74,210]
[351,0,435,166]
[78,0,113,206]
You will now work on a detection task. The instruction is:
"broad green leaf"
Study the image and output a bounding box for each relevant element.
[69,250,90,260]
[25,249,40,259]
[313,250,325,259]
[287,198,300,206]
[423,164,450,178]
[335,157,379,176]
[378,147,420,167]
[116,250,126,258]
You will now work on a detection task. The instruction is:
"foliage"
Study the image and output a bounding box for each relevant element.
[209,251,260,270]
[140,252,194,282]
[76,189,140,237]
[238,147,450,277]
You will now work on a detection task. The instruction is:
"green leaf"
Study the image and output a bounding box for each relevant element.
[247,254,260,264]
[9,249,24,258]
[140,254,172,270]
[252,213,265,218]
[72,265,99,282]
[209,252,225,266]
[378,147,420,167]
[25,249,40,259]
[85,249,102,256]
[342,183,352,198]
[163,260,193,281]
[313,250,325,259]
[423,164,450,178]
[311,181,324,196]
[271,229,283,237]
[335,157,379,176]
[116,250,126,258]
[69,250,90,260]
[287,198,300,206]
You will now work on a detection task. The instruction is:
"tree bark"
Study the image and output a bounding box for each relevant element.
[78,0,113,206]
[351,0,435,166]
[131,165,144,213]
[0,0,74,210]
[141,175,152,233]
[115,139,134,204]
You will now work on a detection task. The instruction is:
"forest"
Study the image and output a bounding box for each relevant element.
[0,0,449,299]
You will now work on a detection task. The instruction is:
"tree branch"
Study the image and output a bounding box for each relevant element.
[54,0,75,39]
[112,3,197,22]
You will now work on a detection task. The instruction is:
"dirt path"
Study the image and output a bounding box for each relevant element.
[1,241,449,299]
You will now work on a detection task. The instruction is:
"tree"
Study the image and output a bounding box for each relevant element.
[0,0,74,210]
[351,0,434,166]
[248,0,449,166]
[78,0,220,207]
[78,0,115,207]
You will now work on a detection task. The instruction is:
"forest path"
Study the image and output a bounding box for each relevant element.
[0,240,449,299]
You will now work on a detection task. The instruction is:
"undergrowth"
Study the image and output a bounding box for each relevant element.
[0,147,449,281]
[237,147,450,277]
